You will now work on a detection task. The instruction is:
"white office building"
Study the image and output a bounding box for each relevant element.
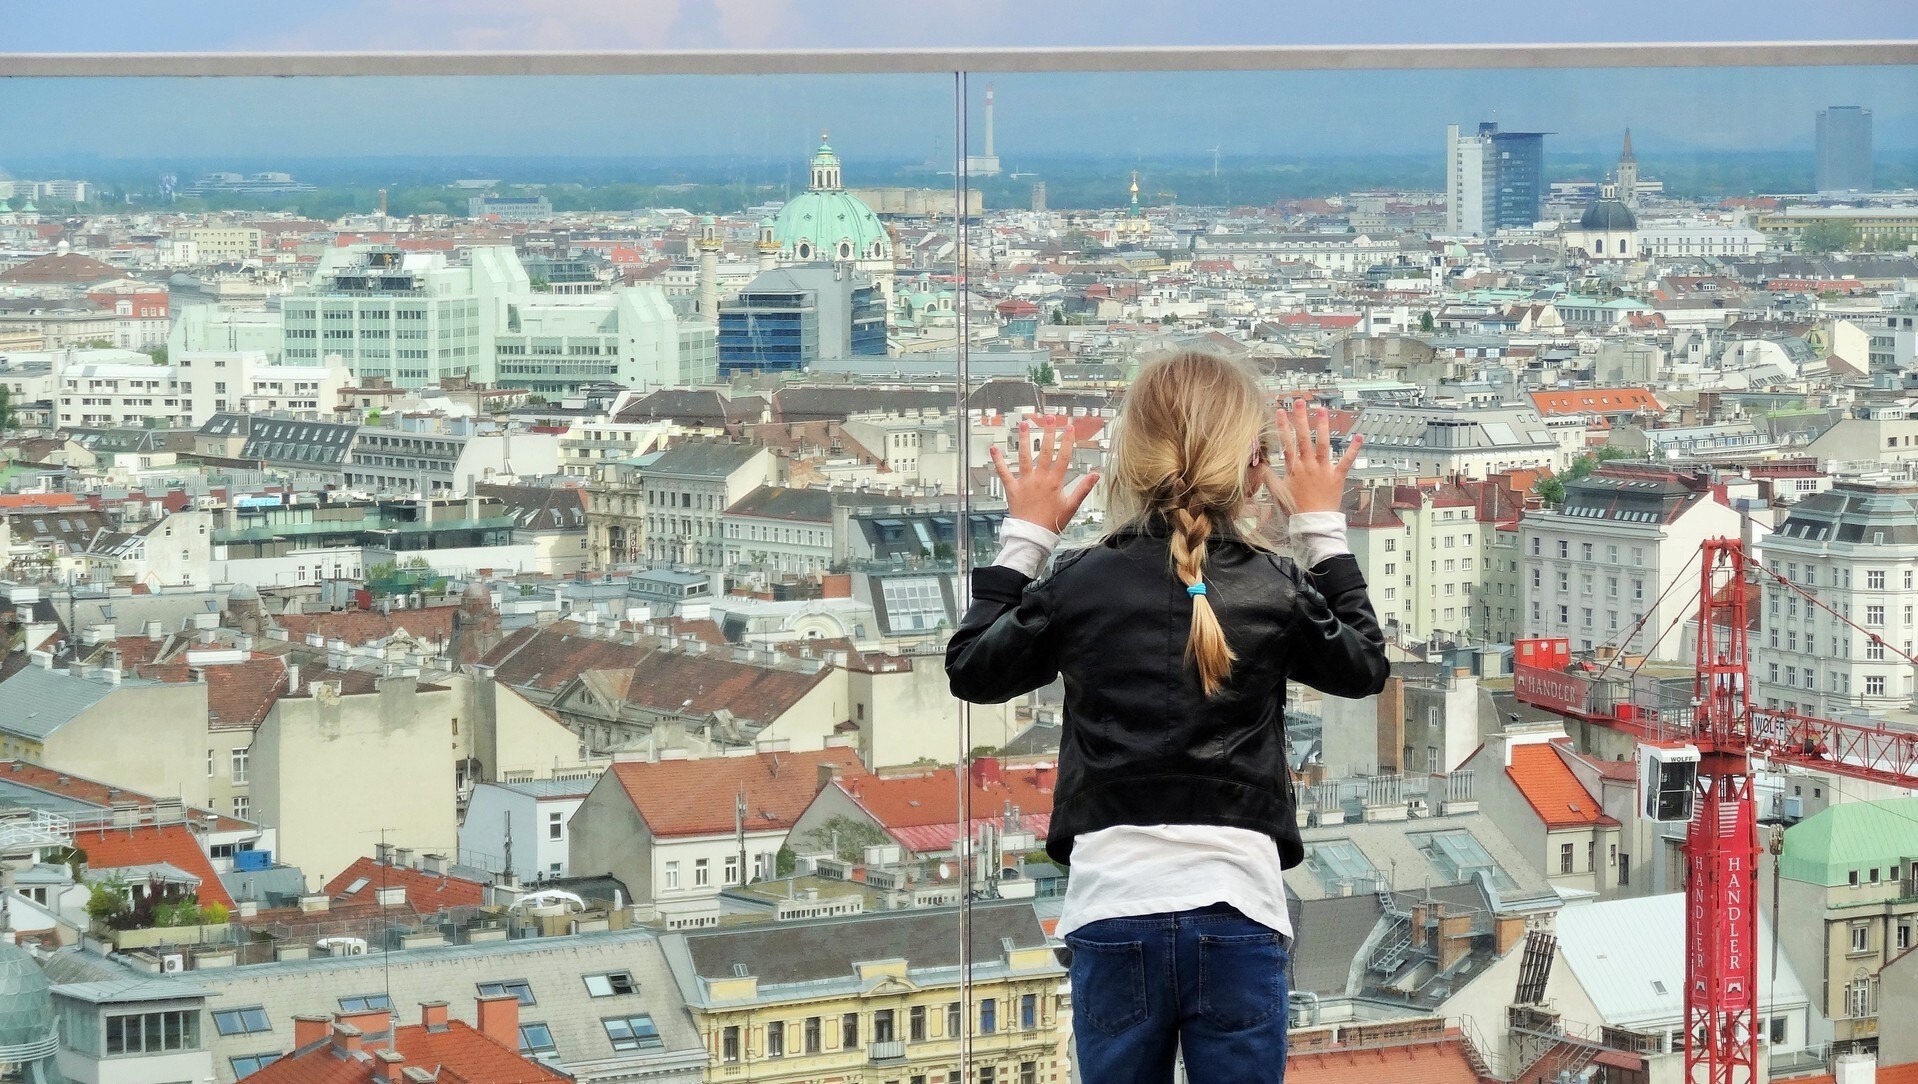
[282,245,713,394]
[1350,403,1568,480]
[1445,123,1494,236]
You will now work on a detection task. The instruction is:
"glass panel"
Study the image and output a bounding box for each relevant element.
[954,58,1918,1084]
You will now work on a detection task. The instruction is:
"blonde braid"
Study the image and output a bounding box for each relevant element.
[1171,504,1237,697]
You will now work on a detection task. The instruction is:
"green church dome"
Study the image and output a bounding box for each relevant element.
[771,134,892,263]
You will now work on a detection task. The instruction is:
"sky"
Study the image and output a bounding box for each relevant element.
[1,2,1914,165]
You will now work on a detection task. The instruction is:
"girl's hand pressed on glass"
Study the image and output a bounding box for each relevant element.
[991,416,1100,534]
[1266,399,1361,516]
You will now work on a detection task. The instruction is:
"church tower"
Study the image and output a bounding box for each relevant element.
[1616,129,1639,209]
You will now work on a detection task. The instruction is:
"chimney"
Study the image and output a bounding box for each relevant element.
[1495,914,1528,956]
[375,1050,407,1083]
[329,1021,364,1057]
[287,663,300,693]
[816,762,839,794]
[419,1001,450,1033]
[293,1013,330,1051]
[1836,1053,1877,1084]
[421,853,446,876]
[475,993,520,1050]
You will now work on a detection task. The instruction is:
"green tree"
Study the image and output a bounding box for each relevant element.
[84,875,130,925]
[775,845,797,878]
[1419,310,1436,333]
[1049,307,1066,326]
[796,815,893,863]
[1160,313,1180,326]
[1027,362,1056,387]
[145,346,168,365]
[77,338,115,349]
[1534,476,1567,506]
[0,386,17,433]
[1799,219,1859,254]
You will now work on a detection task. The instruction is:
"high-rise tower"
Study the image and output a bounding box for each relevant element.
[1816,106,1873,193]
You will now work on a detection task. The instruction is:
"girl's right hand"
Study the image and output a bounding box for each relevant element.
[990,417,1100,534]
[1268,398,1360,516]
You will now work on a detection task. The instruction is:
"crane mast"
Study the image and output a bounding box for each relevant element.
[1685,539,1758,1084]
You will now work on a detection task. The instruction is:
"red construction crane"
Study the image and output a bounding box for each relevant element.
[1514,537,1918,1084]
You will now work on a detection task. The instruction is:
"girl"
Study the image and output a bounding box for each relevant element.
[946,350,1388,1084]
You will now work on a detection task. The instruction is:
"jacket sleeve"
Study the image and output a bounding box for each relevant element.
[945,564,1061,704]
[1283,553,1390,699]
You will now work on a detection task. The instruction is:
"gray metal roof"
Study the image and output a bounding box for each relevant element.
[1554,893,1809,1031]
[673,900,1053,996]
[0,665,140,741]
[1288,893,1384,996]
[48,926,707,1083]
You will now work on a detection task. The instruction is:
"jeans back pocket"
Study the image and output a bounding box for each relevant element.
[1064,934,1150,1036]
[1197,931,1285,1031]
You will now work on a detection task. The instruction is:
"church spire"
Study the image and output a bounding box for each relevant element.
[1620,128,1636,162]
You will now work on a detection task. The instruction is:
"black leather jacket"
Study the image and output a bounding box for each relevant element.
[946,522,1388,869]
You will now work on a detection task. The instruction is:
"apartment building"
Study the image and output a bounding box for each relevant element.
[1343,478,1525,645]
[662,901,1065,1084]
[1754,479,1918,716]
[1520,465,1744,660]
[1350,403,1567,480]
[640,441,778,567]
[1765,798,1918,1055]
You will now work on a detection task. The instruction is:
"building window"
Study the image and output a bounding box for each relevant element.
[1900,925,1912,951]
[212,1007,271,1036]
[1868,606,1886,627]
[339,995,392,1013]
[843,1012,859,1048]
[721,1024,740,1063]
[875,1008,897,1042]
[112,1010,203,1052]
[804,1016,821,1053]
[948,1002,963,1037]
[519,1023,557,1056]
[724,854,741,886]
[477,980,536,1005]
[1021,1062,1038,1084]
[910,1005,927,1042]
[695,858,710,887]
[1848,979,1874,1019]
[664,862,679,890]
[1559,843,1574,874]
[1558,540,1569,559]
[231,1054,281,1075]
[606,1014,663,1052]
[230,747,249,785]
[583,971,636,997]
[1868,675,1888,696]
[547,811,563,841]
[981,999,997,1035]
[1619,854,1630,886]
[233,795,250,819]
[1020,994,1038,1030]
[1869,570,1886,590]
[768,1020,785,1057]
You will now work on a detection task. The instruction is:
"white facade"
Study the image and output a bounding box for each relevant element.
[176,351,351,423]
[559,420,677,478]
[56,360,190,429]
[1351,403,1567,479]
[497,286,714,396]
[1521,470,1746,661]
[345,428,561,496]
[459,779,594,883]
[167,303,285,357]
[1445,123,1493,236]
[1755,481,1918,717]
[1637,223,1769,258]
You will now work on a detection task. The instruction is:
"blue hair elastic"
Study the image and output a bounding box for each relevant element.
[1187,582,1208,597]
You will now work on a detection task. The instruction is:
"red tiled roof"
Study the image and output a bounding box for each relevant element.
[240,1020,568,1084]
[324,856,486,913]
[1529,389,1660,416]
[608,747,869,837]
[275,606,458,647]
[71,823,236,908]
[480,621,655,691]
[841,763,1055,829]
[1507,742,1616,828]
[137,655,287,731]
[1791,1063,1918,1084]
[1288,1036,1486,1084]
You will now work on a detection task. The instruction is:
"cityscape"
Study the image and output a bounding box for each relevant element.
[0,57,1916,1084]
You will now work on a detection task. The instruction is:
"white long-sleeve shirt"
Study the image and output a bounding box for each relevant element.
[992,513,1351,939]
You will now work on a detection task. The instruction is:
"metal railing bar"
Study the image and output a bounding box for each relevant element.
[0,41,1915,78]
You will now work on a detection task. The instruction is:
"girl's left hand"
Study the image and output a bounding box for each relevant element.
[1269,398,1360,515]
[990,417,1100,534]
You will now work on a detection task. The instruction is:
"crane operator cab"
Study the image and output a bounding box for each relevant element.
[1639,743,1701,822]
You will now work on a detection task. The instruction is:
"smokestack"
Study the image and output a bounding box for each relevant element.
[984,84,996,159]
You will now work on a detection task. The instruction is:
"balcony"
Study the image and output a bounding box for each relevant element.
[869,1039,907,1062]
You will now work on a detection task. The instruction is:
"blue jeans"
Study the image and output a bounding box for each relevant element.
[1065,903,1290,1084]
